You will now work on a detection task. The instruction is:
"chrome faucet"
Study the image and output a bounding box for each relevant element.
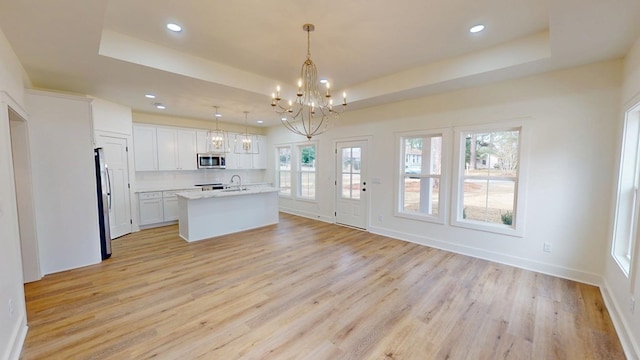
[230,174,242,190]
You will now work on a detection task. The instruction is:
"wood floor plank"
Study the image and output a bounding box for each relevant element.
[20,213,625,359]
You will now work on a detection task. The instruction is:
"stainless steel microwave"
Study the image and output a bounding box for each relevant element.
[197,153,225,169]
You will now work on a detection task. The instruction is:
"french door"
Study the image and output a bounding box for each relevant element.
[335,140,368,229]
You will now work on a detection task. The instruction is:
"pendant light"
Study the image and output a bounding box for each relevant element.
[207,106,230,153]
[235,111,259,154]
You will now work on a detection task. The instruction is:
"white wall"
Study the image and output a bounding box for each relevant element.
[0,27,29,360]
[92,97,133,136]
[268,59,622,285]
[25,90,101,275]
[603,34,640,359]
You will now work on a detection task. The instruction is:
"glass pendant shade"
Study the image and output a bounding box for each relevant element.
[207,107,229,153]
[234,111,259,154]
[207,129,229,153]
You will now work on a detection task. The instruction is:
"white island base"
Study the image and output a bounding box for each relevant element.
[177,188,279,242]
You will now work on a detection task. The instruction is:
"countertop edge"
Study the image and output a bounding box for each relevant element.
[176,187,279,200]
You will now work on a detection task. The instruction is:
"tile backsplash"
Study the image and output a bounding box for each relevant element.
[135,169,268,191]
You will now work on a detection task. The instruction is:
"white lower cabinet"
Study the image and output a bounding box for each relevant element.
[138,192,163,225]
[162,190,180,221]
[139,189,200,226]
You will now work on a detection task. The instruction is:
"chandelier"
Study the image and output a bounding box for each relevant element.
[207,106,229,153]
[271,24,347,140]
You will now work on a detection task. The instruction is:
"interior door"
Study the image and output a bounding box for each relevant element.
[96,133,132,238]
[336,140,368,229]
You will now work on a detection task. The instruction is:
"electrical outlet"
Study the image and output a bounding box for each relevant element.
[543,242,552,253]
[378,215,383,222]
[8,298,14,318]
[631,297,636,314]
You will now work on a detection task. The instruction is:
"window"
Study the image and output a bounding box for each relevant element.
[298,144,316,199]
[341,146,361,200]
[276,142,318,201]
[277,146,292,196]
[452,124,524,236]
[397,130,448,223]
[612,104,640,276]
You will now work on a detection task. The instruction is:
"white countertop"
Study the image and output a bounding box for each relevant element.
[135,185,199,193]
[176,187,279,200]
[135,182,271,193]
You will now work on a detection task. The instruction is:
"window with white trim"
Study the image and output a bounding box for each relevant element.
[452,125,524,236]
[397,130,448,223]
[276,146,292,196]
[276,142,318,201]
[298,144,316,199]
[612,104,640,276]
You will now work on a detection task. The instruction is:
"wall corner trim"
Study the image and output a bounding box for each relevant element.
[600,279,640,360]
[4,314,27,360]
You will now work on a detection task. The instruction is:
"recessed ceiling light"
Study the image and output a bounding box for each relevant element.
[167,23,182,32]
[469,25,485,33]
[320,79,328,84]
[145,94,156,99]
[257,120,264,124]
[155,103,166,110]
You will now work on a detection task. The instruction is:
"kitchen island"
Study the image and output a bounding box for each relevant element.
[176,187,279,242]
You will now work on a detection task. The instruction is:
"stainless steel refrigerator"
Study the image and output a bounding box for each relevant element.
[94,148,112,260]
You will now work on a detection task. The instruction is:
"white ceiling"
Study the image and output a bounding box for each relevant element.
[0,0,638,127]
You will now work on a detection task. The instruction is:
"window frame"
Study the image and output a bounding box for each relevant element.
[275,141,318,203]
[395,128,450,224]
[451,122,527,237]
[297,143,317,200]
[276,145,292,198]
[611,103,640,277]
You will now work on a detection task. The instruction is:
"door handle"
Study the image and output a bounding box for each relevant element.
[105,164,112,211]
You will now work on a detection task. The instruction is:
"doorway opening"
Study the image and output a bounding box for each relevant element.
[8,105,41,283]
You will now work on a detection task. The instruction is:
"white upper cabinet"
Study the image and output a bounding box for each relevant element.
[132,124,263,171]
[252,135,267,169]
[133,125,158,171]
[196,131,210,153]
[156,127,178,170]
[225,133,240,169]
[177,129,197,170]
[157,128,197,170]
[228,133,265,169]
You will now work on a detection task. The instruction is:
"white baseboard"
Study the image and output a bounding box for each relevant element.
[278,207,333,224]
[138,220,178,230]
[600,280,640,360]
[5,313,27,360]
[368,225,602,286]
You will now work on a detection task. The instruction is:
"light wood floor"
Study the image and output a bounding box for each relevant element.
[21,213,624,359]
